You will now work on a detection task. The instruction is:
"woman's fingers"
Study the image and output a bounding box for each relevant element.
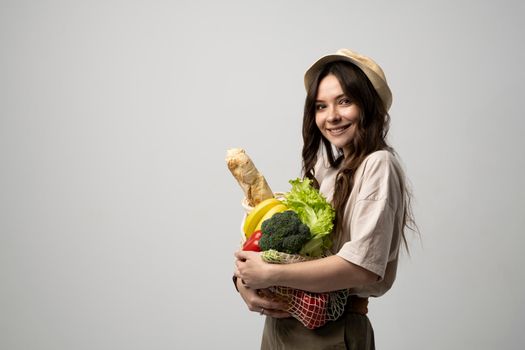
[235,250,272,289]
[250,295,288,313]
[237,282,291,319]
[235,249,259,261]
[234,250,247,261]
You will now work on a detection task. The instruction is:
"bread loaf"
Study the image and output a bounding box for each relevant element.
[226,148,273,206]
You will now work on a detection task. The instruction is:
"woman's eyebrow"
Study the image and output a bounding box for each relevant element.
[316,94,346,103]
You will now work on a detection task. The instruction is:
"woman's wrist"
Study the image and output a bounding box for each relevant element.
[266,262,283,287]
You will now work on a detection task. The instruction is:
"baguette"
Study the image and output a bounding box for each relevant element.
[225,148,273,206]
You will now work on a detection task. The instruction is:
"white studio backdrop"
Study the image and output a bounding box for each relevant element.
[1,0,524,349]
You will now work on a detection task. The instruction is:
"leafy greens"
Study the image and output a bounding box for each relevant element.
[282,178,336,257]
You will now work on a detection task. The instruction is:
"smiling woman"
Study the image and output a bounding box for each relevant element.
[233,49,416,350]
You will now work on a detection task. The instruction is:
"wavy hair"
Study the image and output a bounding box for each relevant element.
[301,61,414,251]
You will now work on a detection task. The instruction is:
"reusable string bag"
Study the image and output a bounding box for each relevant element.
[261,250,349,329]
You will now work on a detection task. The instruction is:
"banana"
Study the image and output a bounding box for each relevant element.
[243,197,282,238]
[254,203,288,232]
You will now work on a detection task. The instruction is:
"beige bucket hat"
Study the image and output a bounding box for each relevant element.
[304,48,392,111]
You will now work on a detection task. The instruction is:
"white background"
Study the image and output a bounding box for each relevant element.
[1,0,524,349]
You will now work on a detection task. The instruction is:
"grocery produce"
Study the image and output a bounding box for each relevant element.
[258,211,311,254]
[292,290,328,329]
[255,179,347,330]
[243,197,282,238]
[254,203,288,232]
[282,178,336,257]
[242,230,262,252]
[227,148,346,330]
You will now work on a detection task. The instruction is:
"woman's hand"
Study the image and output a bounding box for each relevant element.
[234,250,275,290]
[236,279,291,319]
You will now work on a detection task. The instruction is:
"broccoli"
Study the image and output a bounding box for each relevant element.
[259,210,311,254]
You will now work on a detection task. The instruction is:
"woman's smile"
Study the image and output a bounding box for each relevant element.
[326,123,352,136]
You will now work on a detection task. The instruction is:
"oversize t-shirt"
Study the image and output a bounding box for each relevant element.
[315,150,406,298]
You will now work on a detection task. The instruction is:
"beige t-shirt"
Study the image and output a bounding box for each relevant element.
[315,150,405,298]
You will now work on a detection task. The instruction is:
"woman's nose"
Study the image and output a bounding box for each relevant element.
[327,106,341,122]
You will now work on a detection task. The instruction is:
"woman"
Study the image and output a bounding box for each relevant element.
[234,49,414,349]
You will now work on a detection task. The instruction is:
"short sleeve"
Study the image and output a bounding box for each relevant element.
[336,198,395,278]
[336,151,403,279]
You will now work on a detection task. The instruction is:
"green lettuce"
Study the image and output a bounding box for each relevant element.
[282,178,336,257]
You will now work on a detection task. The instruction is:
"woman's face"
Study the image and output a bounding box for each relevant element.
[315,74,361,157]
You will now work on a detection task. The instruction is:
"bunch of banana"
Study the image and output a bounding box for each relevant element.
[243,197,288,238]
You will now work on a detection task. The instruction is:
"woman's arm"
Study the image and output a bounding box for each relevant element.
[235,250,378,293]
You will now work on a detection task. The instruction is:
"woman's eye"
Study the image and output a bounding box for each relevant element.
[315,104,326,111]
[339,98,351,105]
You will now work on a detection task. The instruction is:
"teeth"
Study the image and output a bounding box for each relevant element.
[328,124,350,133]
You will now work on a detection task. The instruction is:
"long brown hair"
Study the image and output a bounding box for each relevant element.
[301,61,413,251]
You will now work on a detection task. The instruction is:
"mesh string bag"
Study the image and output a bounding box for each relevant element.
[261,250,349,329]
